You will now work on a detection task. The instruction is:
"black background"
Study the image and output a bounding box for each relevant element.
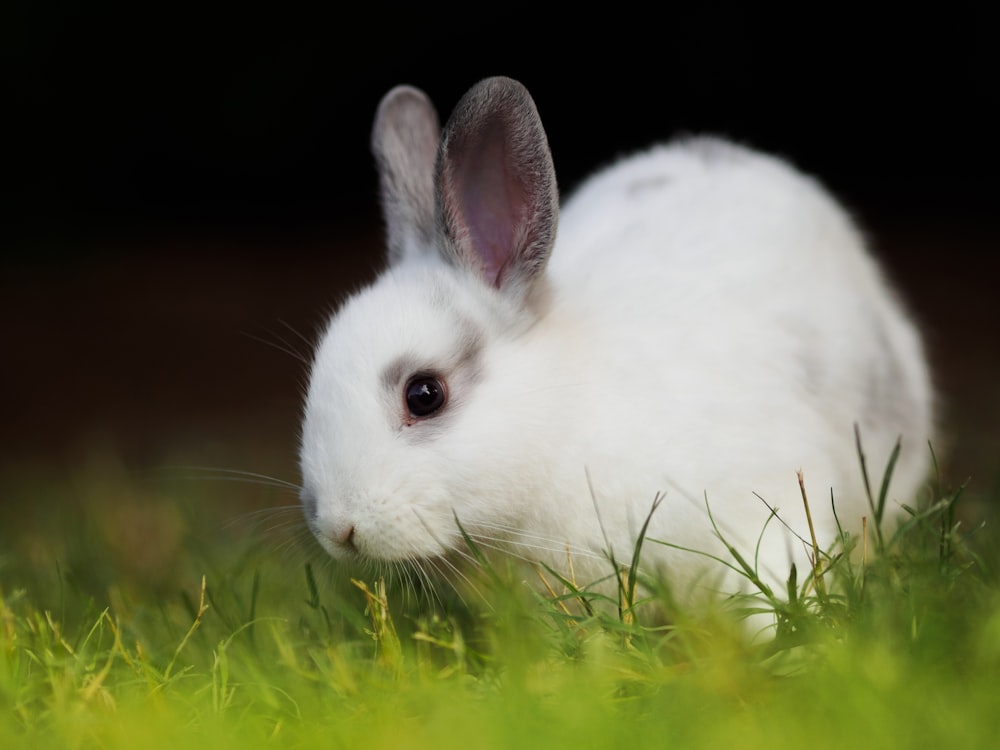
[7,5,997,245]
[3,4,998,513]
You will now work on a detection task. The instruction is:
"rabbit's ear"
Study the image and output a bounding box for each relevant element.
[371,85,441,266]
[437,77,558,298]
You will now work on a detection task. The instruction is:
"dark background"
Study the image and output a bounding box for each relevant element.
[3,5,998,517]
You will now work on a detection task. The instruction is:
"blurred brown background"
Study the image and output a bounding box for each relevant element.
[3,6,998,521]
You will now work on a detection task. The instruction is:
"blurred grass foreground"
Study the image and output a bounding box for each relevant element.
[1,448,999,750]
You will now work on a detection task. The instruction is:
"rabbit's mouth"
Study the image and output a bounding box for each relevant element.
[305,503,461,565]
[304,519,357,561]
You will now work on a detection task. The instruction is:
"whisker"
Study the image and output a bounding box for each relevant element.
[401,561,428,607]
[221,503,301,531]
[476,522,600,556]
[273,530,322,568]
[252,517,309,544]
[242,325,311,365]
[402,562,425,606]
[428,555,481,609]
[384,509,487,608]
[235,503,302,519]
[414,558,448,608]
[466,524,607,563]
[277,318,318,353]
[171,465,303,493]
[464,536,581,576]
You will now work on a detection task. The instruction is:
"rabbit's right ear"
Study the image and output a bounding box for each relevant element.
[371,85,441,266]
[436,77,558,301]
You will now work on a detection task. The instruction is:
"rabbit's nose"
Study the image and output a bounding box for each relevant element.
[306,500,360,557]
[338,525,357,550]
[322,519,357,552]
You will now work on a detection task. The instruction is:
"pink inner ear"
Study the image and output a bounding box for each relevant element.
[454,129,527,288]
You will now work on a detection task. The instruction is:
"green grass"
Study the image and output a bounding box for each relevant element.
[1,450,998,749]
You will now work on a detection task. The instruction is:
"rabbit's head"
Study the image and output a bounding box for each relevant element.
[300,77,561,563]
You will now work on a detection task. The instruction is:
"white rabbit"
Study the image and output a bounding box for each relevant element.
[299,76,935,616]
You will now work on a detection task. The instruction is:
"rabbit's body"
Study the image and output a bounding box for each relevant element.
[300,78,934,609]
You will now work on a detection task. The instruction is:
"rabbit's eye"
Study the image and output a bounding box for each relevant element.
[405,376,446,418]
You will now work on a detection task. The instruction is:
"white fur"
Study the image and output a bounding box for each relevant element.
[299,78,934,612]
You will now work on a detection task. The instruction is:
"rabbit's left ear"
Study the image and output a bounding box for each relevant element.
[436,77,559,298]
[371,85,441,266]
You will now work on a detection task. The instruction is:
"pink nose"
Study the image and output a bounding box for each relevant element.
[313,514,357,555]
[338,525,356,549]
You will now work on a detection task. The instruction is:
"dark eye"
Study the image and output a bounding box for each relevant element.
[405,375,446,418]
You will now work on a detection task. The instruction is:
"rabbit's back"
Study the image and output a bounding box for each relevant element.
[556,137,878,302]
[552,137,930,428]
[536,137,933,564]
